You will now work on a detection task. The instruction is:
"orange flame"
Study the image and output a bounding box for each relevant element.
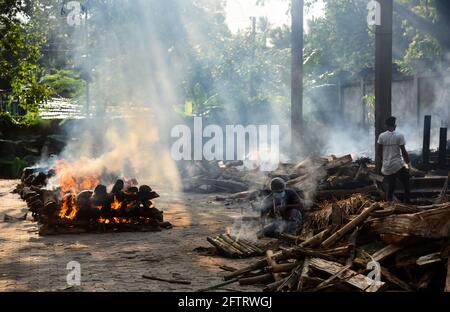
[53,160,100,196]
[111,196,122,210]
[58,195,78,220]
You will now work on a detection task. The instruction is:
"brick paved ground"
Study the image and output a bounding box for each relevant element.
[0,180,261,292]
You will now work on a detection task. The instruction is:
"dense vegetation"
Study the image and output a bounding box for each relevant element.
[0,0,448,121]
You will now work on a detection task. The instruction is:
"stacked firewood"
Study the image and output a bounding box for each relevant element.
[207,234,265,258]
[213,155,381,204]
[181,160,266,193]
[14,167,171,235]
[213,196,450,292]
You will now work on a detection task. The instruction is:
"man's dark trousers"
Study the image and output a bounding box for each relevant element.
[384,167,411,202]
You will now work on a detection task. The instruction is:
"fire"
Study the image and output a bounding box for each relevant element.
[53,160,100,196]
[111,196,122,210]
[52,160,100,221]
[98,217,131,224]
[48,160,160,227]
[58,195,78,220]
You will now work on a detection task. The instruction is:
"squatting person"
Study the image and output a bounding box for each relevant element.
[257,177,304,238]
[377,116,411,203]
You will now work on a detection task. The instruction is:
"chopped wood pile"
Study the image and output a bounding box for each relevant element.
[207,234,265,258]
[181,160,266,193]
[14,166,171,235]
[203,154,450,292]
[209,197,450,292]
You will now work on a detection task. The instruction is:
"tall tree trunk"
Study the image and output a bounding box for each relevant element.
[291,0,304,161]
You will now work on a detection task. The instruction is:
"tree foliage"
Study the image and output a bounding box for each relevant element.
[0,0,448,120]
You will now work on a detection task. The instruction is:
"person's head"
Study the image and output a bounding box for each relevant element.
[270,177,286,200]
[385,116,397,131]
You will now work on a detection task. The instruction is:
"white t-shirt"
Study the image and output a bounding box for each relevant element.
[377,131,406,175]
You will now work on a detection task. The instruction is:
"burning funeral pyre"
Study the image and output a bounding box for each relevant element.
[14,161,171,235]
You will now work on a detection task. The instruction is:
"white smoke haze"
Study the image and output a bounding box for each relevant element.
[40,1,450,197]
[44,1,199,193]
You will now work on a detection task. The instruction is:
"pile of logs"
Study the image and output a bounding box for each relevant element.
[207,234,265,258]
[210,198,450,292]
[14,167,171,235]
[181,160,265,193]
[212,155,379,203]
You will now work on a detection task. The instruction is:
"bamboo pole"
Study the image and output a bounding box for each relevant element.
[321,203,380,248]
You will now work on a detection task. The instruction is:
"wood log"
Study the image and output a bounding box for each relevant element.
[42,190,58,215]
[214,236,242,256]
[353,163,368,182]
[307,264,352,292]
[321,203,381,248]
[239,273,274,286]
[282,246,348,263]
[371,244,404,263]
[294,156,327,172]
[233,236,264,254]
[300,229,330,248]
[112,180,124,193]
[21,187,38,200]
[26,194,41,205]
[207,236,240,258]
[286,173,310,187]
[263,278,288,292]
[416,252,442,266]
[298,258,311,291]
[346,227,358,266]
[142,275,191,285]
[29,199,44,212]
[76,190,93,210]
[267,262,299,274]
[224,260,267,281]
[276,264,303,292]
[266,250,282,281]
[309,258,385,292]
[214,236,243,257]
[324,154,353,171]
[368,205,450,240]
[219,265,237,272]
[219,234,252,256]
[280,233,304,245]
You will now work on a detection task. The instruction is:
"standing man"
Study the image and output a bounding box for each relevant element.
[377,116,411,203]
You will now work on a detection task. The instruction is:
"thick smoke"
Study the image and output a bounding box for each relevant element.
[47,0,203,191]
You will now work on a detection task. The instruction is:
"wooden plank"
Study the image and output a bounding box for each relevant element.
[321,203,381,248]
[300,229,330,248]
[372,244,403,262]
[416,252,442,266]
[324,154,353,171]
[309,258,385,292]
[298,257,311,291]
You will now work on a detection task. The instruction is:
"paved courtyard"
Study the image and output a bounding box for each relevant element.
[0,180,260,292]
